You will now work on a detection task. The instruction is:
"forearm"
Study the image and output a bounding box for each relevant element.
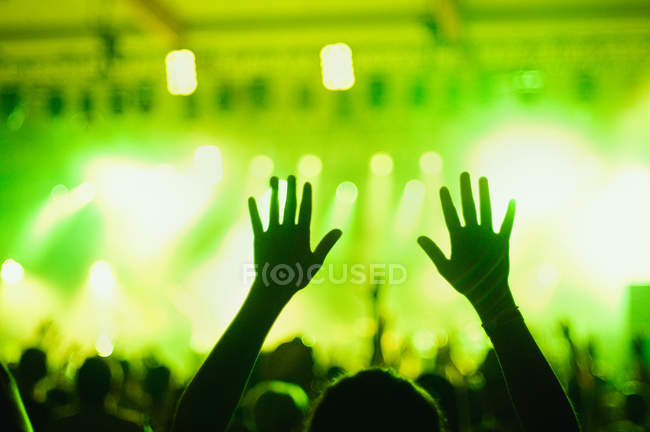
[173,281,290,432]
[0,362,33,432]
[478,291,580,432]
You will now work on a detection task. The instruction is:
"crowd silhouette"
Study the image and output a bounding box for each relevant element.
[1,172,649,431]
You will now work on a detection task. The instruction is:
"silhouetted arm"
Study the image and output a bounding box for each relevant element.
[172,176,341,432]
[0,362,33,432]
[418,172,579,432]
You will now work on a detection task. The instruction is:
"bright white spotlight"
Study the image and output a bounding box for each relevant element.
[370,153,393,176]
[96,333,114,357]
[336,181,358,203]
[320,43,355,91]
[472,123,587,216]
[166,49,197,95]
[89,261,116,300]
[419,152,443,175]
[298,155,323,178]
[1,259,24,285]
[75,182,96,203]
[572,167,650,285]
[250,155,274,178]
[194,145,223,185]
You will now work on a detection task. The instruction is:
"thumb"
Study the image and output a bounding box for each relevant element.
[313,229,343,265]
[417,236,448,273]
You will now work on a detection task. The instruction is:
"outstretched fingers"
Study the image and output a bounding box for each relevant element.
[298,182,312,229]
[417,236,449,273]
[313,229,343,265]
[499,199,516,240]
[478,176,493,230]
[440,187,461,233]
[460,172,478,227]
[283,175,297,226]
[269,176,280,227]
[248,197,264,236]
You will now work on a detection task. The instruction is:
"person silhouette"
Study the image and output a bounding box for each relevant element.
[173,175,341,431]
[417,172,580,431]
[49,357,141,432]
[15,348,49,431]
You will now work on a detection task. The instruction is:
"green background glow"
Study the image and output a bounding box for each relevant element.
[1,0,650,379]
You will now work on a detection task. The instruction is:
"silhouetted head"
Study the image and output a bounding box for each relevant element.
[625,393,646,425]
[417,373,459,432]
[76,357,111,407]
[144,365,171,402]
[252,381,309,432]
[308,369,444,432]
[17,347,47,388]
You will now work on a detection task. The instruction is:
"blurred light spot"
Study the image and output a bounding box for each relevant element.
[250,155,274,178]
[403,180,426,203]
[336,181,358,203]
[298,155,322,178]
[1,259,24,285]
[89,261,116,300]
[95,334,114,357]
[320,43,355,91]
[76,182,96,203]
[194,145,223,185]
[513,69,544,91]
[419,152,443,174]
[537,263,559,287]
[355,317,377,337]
[413,330,436,358]
[370,153,393,176]
[473,123,585,216]
[300,334,316,347]
[50,184,69,198]
[166,50,197,95]
[573,167,650,285]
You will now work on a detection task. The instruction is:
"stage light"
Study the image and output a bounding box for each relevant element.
[419,152,443,175]
[250,155,274,178]
[194,145,223,185]
[403,179,426,202]
[395,180,426,235]
[166,50,197,96]
[572,166,650,285]
[95,333,114,357]
[336,181,358,203]
[88,158,214,258]
[33,182,96,238]
[370,153,393,176]
[89,261,116,300]
[320,43,355,91]
[75,182,96,203]
[472,123,585,217]
[1,259,24,285]
[298,155,322,178]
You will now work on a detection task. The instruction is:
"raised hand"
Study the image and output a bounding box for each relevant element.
[418,172,516,321]
[248,175,342,296]
[173,175,342,432]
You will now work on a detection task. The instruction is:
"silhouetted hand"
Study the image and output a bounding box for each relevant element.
[248,175,342,297]
[418,172,516,320]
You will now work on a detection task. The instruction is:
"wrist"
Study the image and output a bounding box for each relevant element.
[250,278,294,309]
[469,282,517,323]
